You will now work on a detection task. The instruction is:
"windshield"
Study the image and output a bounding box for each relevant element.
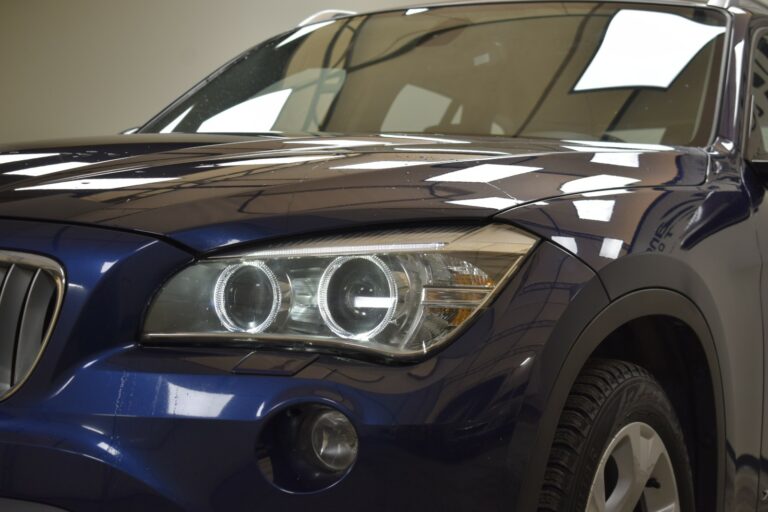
[141,2,727,146]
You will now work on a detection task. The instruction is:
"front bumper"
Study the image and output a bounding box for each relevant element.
[0,219,602,511]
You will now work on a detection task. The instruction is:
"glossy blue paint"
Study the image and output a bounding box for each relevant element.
[0,224,602,510]
[0,135,707,252]
[0,1,767,511]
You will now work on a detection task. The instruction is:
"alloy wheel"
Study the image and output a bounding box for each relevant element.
[587,421,680,512]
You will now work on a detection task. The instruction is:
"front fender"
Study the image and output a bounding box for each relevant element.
[499,183,758,511]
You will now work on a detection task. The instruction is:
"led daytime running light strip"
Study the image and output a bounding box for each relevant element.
[226,242,445,259]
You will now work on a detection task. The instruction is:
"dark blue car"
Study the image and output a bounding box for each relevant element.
[1,1,766,510]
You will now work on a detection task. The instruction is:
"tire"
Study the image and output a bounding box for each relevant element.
[538,359,695,512]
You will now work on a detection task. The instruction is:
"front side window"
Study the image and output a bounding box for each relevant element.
[142,3,726,146]
[750,34,768,158]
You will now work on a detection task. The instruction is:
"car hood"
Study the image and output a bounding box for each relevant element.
[0,134,707,252]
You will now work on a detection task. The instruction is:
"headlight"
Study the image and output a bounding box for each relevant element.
[143,224,537,359]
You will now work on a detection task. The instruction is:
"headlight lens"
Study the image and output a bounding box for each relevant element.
[318,255,398,340]
[213,261,282,333]
[143,224,537,358]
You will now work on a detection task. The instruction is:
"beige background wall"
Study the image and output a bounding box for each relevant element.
[0,0,409,145]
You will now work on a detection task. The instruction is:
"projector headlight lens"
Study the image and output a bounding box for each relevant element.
[213,262,282,333]
[318,255,398,341]
[143,224,537,359]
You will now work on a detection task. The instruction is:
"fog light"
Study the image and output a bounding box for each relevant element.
[305,409,358,472]
[257,404,358,492]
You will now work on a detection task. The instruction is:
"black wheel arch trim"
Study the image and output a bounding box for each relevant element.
[516,287,725,512]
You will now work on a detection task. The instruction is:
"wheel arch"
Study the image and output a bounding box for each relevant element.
[517,288,725,512]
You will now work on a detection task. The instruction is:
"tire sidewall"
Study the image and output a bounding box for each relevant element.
[573,376,696,512]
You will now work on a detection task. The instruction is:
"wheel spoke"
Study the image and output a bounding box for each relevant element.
[646,501,677,512]
[607,425,663,511]
[629,424,665,477]
[588,422,679,512]
[587,465,607,512]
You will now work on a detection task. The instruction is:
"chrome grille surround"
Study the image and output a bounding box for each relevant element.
[0,251,65,400]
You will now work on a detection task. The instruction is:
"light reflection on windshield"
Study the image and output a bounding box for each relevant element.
[142,3,726,147]
[574,10,725,91]
[198,89,292,133]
